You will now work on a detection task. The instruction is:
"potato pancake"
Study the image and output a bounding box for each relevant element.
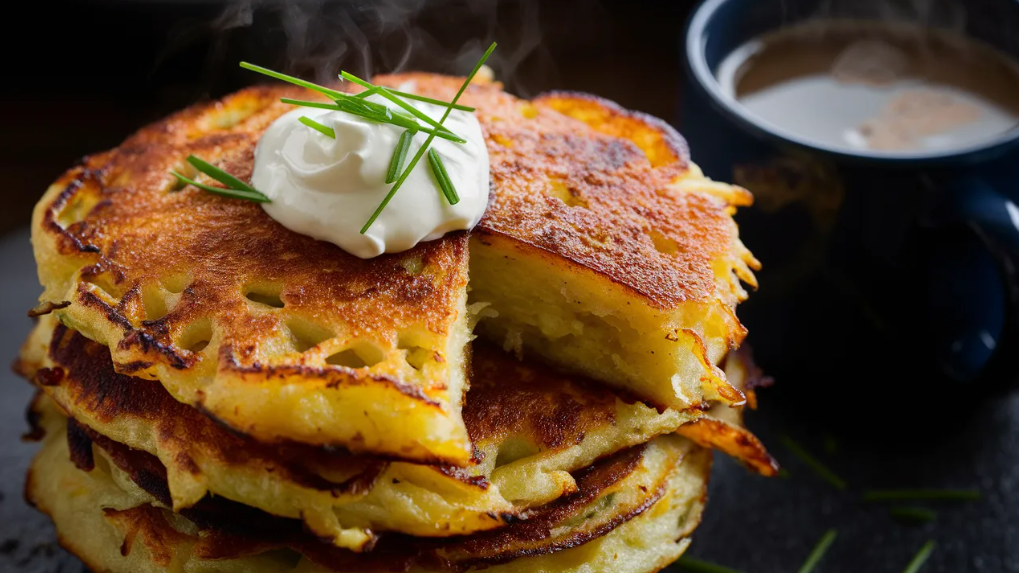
[380,75,758,411]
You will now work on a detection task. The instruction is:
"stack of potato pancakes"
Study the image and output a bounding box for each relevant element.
[16,73,775,573]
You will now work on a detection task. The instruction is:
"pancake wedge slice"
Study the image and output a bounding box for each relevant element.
[30,86,473,464]
[377,74,759,412]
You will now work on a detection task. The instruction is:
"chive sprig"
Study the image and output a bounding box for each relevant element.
[171,155,270,203]
[299,116,336,139]
[341,71,461,139]
[359,41,496,234]
[387,130,416,184]
[428,148,460,205]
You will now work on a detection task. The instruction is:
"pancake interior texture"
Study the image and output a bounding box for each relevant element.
[31,74,758,466]
[15,315,775,549]
[26,396,710,573]
[440,80,759,412]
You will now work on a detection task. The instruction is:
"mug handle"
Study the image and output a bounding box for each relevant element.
[936,175,1019,386]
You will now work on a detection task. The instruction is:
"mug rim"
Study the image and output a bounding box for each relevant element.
[683,0,1019,165]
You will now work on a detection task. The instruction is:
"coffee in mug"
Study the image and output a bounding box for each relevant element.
[716,20,1019,154]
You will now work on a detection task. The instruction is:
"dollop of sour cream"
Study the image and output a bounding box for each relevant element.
[251,93,489,259]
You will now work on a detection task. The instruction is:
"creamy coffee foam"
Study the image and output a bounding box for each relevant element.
[716,21,1019,154]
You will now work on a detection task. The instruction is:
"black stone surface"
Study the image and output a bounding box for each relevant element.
[0,227,1015,573]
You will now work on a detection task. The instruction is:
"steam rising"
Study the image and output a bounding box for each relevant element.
[203,0,556,96]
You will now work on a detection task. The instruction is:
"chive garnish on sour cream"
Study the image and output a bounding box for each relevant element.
[298,116,336,139]
[428,148,460,205]
[170,45,494,225]
[359,41,496,234]
[387,130,416,184]
[341,71,462,139]
[237,44,495,233]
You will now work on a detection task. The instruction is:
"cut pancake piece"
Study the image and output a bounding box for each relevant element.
[378,74,759,412]
[26,398,710,573]
[30,85,474,464]
[18,315,705,549]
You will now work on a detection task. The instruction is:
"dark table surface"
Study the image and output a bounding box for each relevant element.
[0,226,1016,573]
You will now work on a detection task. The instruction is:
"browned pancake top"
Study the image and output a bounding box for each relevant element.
[37,82,469,390]
[378,73,753,309]
[42,324,386,493]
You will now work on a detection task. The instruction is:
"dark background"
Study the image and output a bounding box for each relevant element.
[1,1,1016,572]
[0,0,697,235]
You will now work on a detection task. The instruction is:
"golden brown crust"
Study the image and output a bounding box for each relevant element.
[45,324,389,494]
[33,84,473,462]
[534,91,690,169]
[465,343,619,450]
[32,73,757,464]
[32,322,683,483]
[676,418,777,476]
[377,74,756,310]
[677,347,778,476]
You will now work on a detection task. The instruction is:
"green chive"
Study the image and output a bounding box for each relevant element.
[185,155,256,193]
[778,468,793,479]
[341,72,464,141]
[890,507,937,524]
[354,86,382,99]
[901,540,936,573]
[387,130,415,184]
[798,529,837,573]
[242,62,469,142]
[170,172,270,203]
[280,98,341,111]
[863,489,981,502]
[284,97,461,143]
[428,148,459,205]
[381,88,475,111]
[780,435,847,491]
[361,42,496,234]
[298,116,336,138]
[675,557,746,573]
[335,95,394,123]
[240,62,346,100]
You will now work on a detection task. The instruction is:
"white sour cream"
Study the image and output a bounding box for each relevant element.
[251,94,489,259]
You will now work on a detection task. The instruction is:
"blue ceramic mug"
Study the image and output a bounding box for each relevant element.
[680,0,1019,418]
